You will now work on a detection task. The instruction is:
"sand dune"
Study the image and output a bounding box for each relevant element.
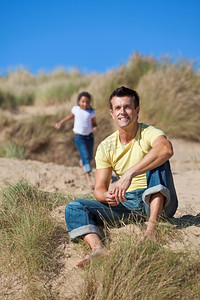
[1,121,200,299]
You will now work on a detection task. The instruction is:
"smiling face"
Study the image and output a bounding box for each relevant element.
[110,96,140,129]
[78,96,91,110]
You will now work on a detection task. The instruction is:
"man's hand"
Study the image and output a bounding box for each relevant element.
[112,170,132,203]
[110,136,173,204]
[104,190,119,206]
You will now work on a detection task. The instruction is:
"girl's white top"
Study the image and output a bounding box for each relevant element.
[71,105,96,135]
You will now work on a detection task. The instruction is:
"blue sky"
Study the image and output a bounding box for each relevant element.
[0,0,200,75]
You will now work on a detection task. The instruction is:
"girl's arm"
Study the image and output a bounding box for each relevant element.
[55,113,74,130]
[91,117,98,132]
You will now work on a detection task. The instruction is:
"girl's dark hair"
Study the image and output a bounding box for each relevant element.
[109,86,140,109]
[77,91,92,102]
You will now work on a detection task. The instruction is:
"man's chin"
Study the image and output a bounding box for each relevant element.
[118,122,130,128]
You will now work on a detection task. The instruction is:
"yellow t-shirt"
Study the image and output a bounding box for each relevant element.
[95,123,165,191]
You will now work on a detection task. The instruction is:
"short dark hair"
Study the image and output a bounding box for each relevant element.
[109,86,140,109]
[77,91,92,103]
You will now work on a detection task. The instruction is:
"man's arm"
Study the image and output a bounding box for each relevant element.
[94,168,120,206]
[113,135,173,202]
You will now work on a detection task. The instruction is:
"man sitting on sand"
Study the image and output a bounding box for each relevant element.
[65,86,178,268]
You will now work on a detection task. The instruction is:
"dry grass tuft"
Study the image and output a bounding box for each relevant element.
[81,223,200,300]
[137,63,200,141]
[1,53,200,156]
[0,181,70,299]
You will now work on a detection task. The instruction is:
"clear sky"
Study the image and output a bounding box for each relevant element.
[1,0,200,75]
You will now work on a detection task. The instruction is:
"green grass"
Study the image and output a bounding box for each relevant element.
[0,89,17,110]
[0,141,26,158]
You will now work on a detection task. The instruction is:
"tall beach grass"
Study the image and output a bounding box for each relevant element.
[1,52,200,146]
[80,225,200,300]
[0,180,70,299]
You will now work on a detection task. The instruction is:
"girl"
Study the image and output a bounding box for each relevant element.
[55,91,98,188]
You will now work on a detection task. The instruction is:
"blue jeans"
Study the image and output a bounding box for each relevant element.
[74,133,94,173]
[65,161,178,239]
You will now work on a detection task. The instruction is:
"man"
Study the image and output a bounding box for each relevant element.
[65,86,178,267]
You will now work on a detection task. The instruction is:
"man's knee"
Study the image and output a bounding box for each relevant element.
[65,199,85,222]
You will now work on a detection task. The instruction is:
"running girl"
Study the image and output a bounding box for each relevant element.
[55,91,98,188]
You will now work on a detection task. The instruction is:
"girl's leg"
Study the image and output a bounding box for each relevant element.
[85,133,94,187]
[85,171,94,188]
[74,134,94,187]
[87,133,94,162]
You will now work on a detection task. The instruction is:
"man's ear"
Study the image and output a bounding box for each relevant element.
[110,109,114,119]
[136,106,140,120]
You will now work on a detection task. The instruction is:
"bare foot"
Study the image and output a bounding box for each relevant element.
[88,183,95,189]
[79,160,84,173]
[76,248,110,268]
[141,229,157,242]
[85,172,94,189]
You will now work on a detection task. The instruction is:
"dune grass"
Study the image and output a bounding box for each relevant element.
[1,52,200,147]
[80,225,200,300]
[137,63,200,141]
[0,181,199,299]
[0,180,95,299]
[0,67,91,108]
[0,181,67,299]
[0,140,26,158]
[2,108,113,166]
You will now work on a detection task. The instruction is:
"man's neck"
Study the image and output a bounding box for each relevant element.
[118,123,139,145]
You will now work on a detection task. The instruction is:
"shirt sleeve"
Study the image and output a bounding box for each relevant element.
[71,106,76,114]
[144,126,166,146]
[95,143,112,169]
[91,109,96,118]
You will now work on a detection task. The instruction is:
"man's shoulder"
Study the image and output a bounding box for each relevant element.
[100,131,117,144]
[139,123,151,130]
[139,123,163,133]
[97,131,118,153]
[138,123,165,141]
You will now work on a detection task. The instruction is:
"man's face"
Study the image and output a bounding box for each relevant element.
[110,96,140,129]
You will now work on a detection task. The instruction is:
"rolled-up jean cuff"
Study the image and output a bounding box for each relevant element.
[68,224,100,239]
[142,184,170,208]
[83,163,91,173]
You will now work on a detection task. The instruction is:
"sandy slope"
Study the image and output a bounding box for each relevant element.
[0,137,200,299]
